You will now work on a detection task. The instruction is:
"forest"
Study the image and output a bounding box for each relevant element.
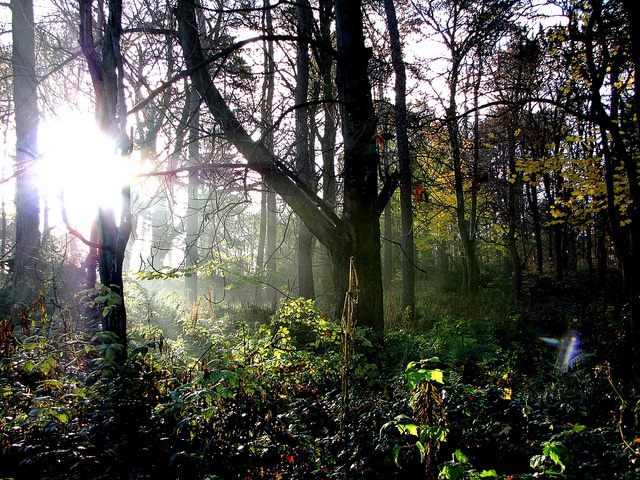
[1,0,639,478]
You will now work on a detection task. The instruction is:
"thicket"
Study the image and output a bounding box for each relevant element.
[1,275,639,479]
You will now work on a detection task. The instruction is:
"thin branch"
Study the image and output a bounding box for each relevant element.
[61,198,114,253]
[381,235,429,275]
[128,34,331,117]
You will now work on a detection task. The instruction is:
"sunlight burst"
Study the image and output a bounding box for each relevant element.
[37,116,133,236]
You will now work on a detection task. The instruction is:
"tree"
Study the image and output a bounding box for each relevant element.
[295,0,316,300]
[309,0,338,303]
[11,0,41,313]
[561,0,640,374]
[621,0,640,373]
[79,0,133,345]
[384,0,415,318]
[258,0,279,307]
[185,85,200,303]
[416,0,522,293]
[175,0,395,330]
[491,34,544,296]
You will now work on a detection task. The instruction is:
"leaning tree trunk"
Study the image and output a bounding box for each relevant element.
[175,0,389,331]
[11,0,42,314]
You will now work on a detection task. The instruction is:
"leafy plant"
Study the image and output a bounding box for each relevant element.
[439,449,498,480]
[381,357,447,477]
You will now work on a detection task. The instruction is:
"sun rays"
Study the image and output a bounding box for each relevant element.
[37,116,134,236]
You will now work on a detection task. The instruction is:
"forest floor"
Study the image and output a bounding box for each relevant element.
[1,276,639,479]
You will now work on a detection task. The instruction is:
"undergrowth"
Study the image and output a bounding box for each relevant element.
[1,288,639,479]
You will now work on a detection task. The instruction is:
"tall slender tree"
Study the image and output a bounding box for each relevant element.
[295,0,315,300]
[185,85,200,303]
[261,0,278,306]
[11,0,41,313]
[79,0,133,345]
[384,0,415,318]
[416,0,521,292]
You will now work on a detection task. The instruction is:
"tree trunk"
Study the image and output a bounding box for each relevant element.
[317,0,337,210]
[79,0,132,346]
[295,0,315,300]
[618,0,640,377]
[262,0,278,307]
[256,189,267,305]
[527,180,544,274]
[379,89,393,297]
[384,0,415,319]
[506,117,523,297]
[383,203,393,295]
[595,209,608,290]
[447,97,479,293]
[185,85,200,304]
[11,0,42,313]
[334,0,385,331]
[266,190,277,305]
[310,0,337,303]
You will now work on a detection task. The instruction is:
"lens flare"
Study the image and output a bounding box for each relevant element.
[540,330,581,371]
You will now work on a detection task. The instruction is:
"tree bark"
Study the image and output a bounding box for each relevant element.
[619,0,640,377]
[334,0,385,331]
[11,0,42,313]
[256,189,267,305]
[447,92,479,293]
[295,0,315,300]
[262,0,278,307]
[310,0,337,302]
[527,181,543,274]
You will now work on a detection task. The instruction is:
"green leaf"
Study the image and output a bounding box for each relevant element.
[530,454,545,470]
[420,425,449,442]
[406,361,418,371]
[440,464,465,480]
[454,448,469,464]
[478,469,498,477]
[572,423,587,433]
[392,444,403,468]
[542,441,566,472]
[397,422,419,437]
[48,408,70,423]
[416,440,426,463]
[427,368,444,384]
[41,379,63,390]
[407,368,445,391]
[37,357,58,375]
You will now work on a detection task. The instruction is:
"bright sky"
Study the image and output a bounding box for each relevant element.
[0,0,568,250]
